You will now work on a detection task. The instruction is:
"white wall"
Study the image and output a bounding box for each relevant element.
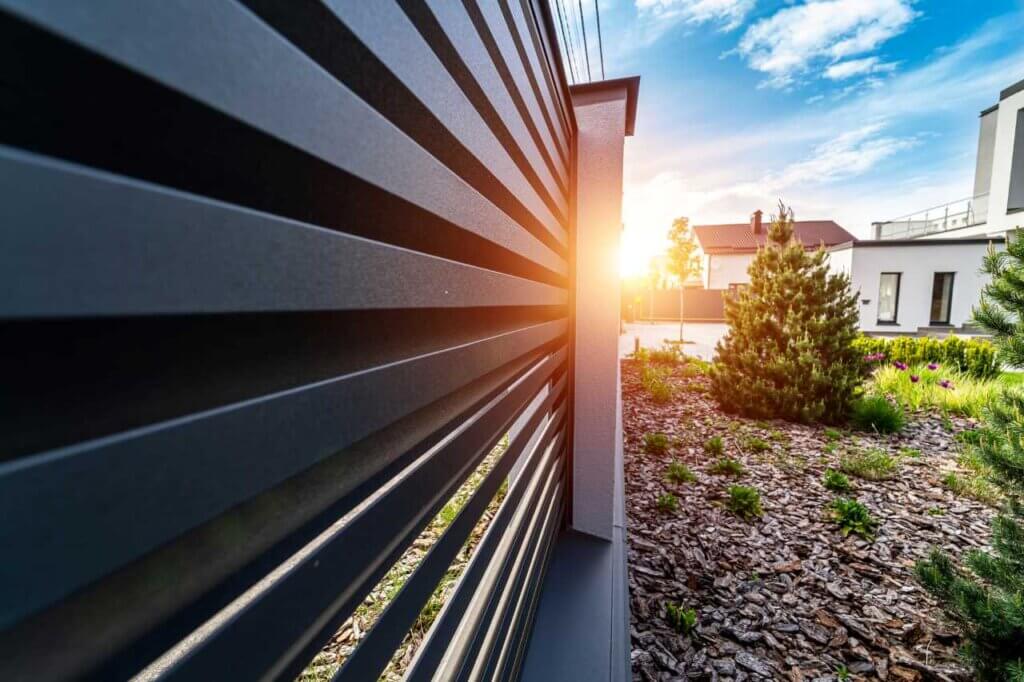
[706,253,755,289]
[974,108,998,199]
[828,242,1000,333]
[984,88,1024,236]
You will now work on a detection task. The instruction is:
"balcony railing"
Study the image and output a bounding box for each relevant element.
[872,194,989,240]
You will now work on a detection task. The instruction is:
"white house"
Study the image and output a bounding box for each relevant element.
[693,78,1021,336]
[693,212,854,291]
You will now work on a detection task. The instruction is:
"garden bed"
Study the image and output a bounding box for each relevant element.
[623,359,996,681]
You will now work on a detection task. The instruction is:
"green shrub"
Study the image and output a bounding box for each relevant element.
[665,460,696,484]
[853,334,1000,379]
[823,427,843,442]
[840,448,899,480]
[708,457,745,477]
[850,394,905,433]
[822,468,851,492]
[647,348,680,365]
[703,435,724,456]
[829,497,879,539]
[665,602,698,636]
[726,485,763,520]
[709,203,865,424]
[656,493,678,513]
[643,432,670,455]
[641,364,674,403]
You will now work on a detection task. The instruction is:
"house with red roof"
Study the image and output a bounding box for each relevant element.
[693,210,854,293]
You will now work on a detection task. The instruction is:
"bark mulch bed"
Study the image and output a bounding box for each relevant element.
[623,359,995,682]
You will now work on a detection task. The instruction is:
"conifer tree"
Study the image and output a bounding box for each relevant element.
[709,202,863,423]
[915,239,1024,680]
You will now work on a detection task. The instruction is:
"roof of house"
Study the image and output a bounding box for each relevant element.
[694,220,855,254]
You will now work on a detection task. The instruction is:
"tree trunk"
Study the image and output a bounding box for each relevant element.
[679,287,685,342]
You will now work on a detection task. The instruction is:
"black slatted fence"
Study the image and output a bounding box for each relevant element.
[0,1,575,679]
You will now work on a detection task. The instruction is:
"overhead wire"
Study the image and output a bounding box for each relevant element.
[594,0,605,79]
[577,0,592,81]
[554,0,578,83]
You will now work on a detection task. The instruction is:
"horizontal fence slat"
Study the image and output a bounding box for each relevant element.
[336,381,567,681]
[411,0,568,210]
[0,148,566,317]
[406,426,566,680]
[308,0,567,243]
[160,348,566,681]
[0,0,566,273]
[0,320,567,628]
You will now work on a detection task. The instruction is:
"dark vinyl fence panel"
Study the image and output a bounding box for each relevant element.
[0,1,574,680]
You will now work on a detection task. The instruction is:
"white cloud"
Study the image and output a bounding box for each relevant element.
[635,0,755,33]
[736,0,918,88]
[824,56,897,80]
[768,123,917,187]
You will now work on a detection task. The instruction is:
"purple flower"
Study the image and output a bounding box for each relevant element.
[893,361,908,371]
[939,379,954,389]
[863,353,886,363]
[910,375,920,383]
[927,362,939,371]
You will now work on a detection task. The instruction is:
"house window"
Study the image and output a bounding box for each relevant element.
[877,273,901,324]
[930,272,955,325]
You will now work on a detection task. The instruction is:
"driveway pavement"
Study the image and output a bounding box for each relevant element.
[618,322,727,360]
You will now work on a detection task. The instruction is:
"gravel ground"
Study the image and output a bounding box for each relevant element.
[622,359,995,682]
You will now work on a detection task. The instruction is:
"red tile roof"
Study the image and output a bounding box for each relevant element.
[693,220,854,254]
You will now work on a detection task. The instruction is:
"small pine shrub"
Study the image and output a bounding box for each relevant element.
[726,485,763,520]
[709,457,745,477]
[656,493,678,513]
[704,435,724,456]
[665,602,698,636]
[665,460,696,484]
[840,448,899,481]
[822,468,851,492]
[643,432,670,455]
[829,497,879,539]
[850,395,905,433]
[709,203,865,424]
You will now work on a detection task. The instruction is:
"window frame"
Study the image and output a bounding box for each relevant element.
[930,272,956,325]
[877,272,901,325]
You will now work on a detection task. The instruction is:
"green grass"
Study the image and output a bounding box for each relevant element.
[899,447,921,459]
[941,450,1001,505]
[641,364,675,403]
[657,492,679,512]
[704,435,724,457]
[725,485,763,520]
[840,448,899,481]
[643,432,670,455]
[665,460,696,484]
[870,363,1004,419]
[742,435,770,453]
[823,427,843,442]
[850,394,905,433]
[822,468,852,492]
[708,457,745,477]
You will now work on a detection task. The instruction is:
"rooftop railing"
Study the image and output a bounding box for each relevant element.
[872,194,989,240]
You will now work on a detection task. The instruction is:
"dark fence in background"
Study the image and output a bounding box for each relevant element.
[0,1,574,680]
[624,288,726,322]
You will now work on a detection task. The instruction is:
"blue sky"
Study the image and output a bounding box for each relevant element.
[555,0,1024,275]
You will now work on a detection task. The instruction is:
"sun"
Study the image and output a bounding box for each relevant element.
[619,228,662,279]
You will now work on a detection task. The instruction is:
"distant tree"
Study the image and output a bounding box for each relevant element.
[709,202,864,423]
[915,240,1024,680]
[665,217,702,342]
